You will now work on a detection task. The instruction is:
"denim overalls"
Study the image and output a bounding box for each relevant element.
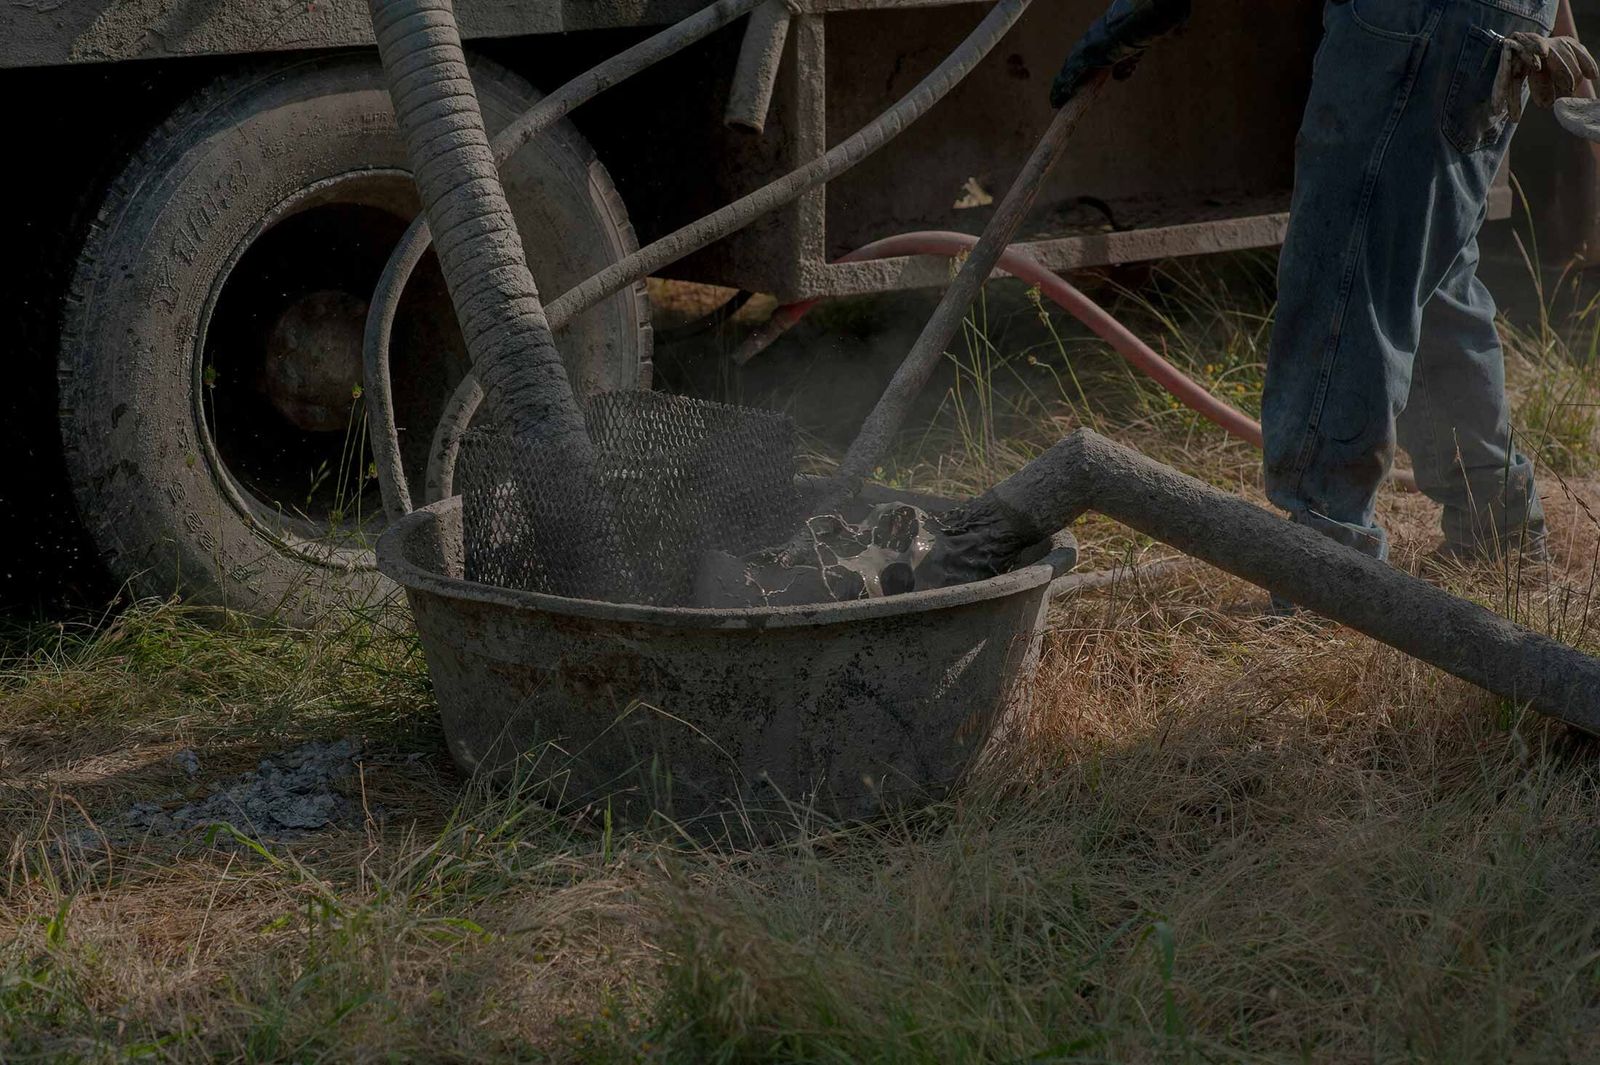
[1262,0,1556,558]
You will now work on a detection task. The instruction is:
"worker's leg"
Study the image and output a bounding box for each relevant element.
[1397,241,1546,554]
[1262,0,1556,561]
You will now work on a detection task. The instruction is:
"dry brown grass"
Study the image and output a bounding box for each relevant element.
[5,466,1597,1061]
[5,266,1600,1061]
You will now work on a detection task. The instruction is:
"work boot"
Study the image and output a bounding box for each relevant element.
[1417,523,1552,599]
[1424,521,1549,569]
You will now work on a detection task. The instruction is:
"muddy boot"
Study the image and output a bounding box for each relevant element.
[1423,519,1550,576]
[1416,511,1550,606]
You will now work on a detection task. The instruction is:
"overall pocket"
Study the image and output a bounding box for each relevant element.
[1348,0,1432,38]
[1443,24,1513,153]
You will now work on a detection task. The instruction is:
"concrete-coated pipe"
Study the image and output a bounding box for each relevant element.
[936,429,1600,732]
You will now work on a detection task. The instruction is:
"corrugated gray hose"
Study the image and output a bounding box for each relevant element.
[363,0,767,519]
[363,0,1033,519]
[368,0,617,596]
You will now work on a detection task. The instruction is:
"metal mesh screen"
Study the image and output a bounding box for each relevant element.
[458,391,803,605]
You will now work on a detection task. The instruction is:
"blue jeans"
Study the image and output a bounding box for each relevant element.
[1262,0,1552,560]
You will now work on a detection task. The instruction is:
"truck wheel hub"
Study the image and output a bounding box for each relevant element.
[260,288,369,433]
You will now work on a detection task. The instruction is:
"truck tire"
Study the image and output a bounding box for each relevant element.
[60,53,650,621]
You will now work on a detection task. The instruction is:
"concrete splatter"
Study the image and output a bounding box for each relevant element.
[115,738,379,842]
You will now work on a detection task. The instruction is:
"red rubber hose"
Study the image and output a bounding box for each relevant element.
[734,230,1419,492]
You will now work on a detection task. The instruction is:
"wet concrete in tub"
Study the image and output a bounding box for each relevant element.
[693,502,945,607]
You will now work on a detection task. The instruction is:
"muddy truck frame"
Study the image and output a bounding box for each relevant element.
[3,0,1595,618]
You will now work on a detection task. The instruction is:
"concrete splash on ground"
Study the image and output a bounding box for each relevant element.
[113,737,380,842]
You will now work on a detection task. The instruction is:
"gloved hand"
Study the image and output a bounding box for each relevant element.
[1497,33,1600,122]
[1050,0,1192,109]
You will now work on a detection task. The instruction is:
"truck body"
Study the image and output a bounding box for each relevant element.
[2,0,1592,615]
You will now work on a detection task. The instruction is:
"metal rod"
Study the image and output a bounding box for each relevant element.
[834,70,1110,489]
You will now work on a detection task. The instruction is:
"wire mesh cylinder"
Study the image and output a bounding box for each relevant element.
[458,391,802,605]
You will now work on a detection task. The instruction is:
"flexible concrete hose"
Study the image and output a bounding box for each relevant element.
[368,0,589,459]
[542,0,1031,328]
[369,0,616,596]
[945,429,1600,732]
[365,0,768,518]
[404,0,1035,506]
